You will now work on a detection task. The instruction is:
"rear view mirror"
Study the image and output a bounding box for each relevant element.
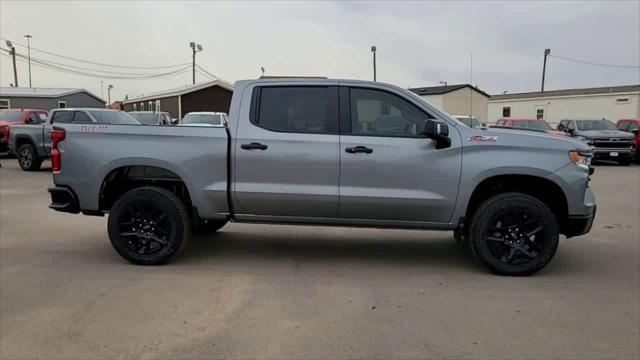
[421,119,451,149]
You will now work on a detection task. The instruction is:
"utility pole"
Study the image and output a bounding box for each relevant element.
[24,34,32,87]
[190,42,203,85]
[541,48,551,92]
[371,46,377,81]
[101,80,104,98]
[6,41,18,87]
[107,84,114,106]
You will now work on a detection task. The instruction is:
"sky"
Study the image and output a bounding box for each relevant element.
[1,0,639,103]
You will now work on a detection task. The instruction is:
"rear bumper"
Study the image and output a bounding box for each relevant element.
[564,205,596,238]
[48,186,80,214]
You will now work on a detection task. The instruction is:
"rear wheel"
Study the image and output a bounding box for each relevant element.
[468,192,559,276]
[17,144,42,171]
[107,187,190,265]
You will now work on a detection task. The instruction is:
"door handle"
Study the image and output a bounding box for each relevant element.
[241,142,268,150]
[345,146,373,154]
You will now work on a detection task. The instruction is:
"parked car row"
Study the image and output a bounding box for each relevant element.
[1,108,229,171]
[490,117,638,165]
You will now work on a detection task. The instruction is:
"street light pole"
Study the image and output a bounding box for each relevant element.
[24,34,32,87]
[107,84,114,106]
[6,41,18,87]
[541,48,551,92]
[371,46,377,82]
[190,42,203,85]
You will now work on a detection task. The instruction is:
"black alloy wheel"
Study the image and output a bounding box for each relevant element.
[468,192,559,276]
[107,187,190,265]
[485,211,546,265]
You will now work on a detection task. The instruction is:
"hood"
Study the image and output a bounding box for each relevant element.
[465,126,591,152]
[576,130,634,139]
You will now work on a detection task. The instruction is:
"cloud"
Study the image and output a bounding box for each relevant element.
[1,0,638,101]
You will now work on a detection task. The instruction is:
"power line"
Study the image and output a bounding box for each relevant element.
[1,51,192,80]
[549,54,640,69]
[9,50,176,76]
[195,64,220,80]
[0,37,190,70]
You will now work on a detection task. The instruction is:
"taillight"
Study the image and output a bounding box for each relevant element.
[0,125,9,138]
[50,128,65,172]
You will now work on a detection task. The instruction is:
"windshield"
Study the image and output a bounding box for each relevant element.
[0,111,24,122]
[182,113,223,125]
[577,120,617,131]
[129,113,158,125]
[512,120,551,131]
[89,111,140,125]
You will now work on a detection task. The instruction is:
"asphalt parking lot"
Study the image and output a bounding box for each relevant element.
[0,156,638,360]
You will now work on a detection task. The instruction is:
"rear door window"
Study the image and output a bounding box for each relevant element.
[252,86,338,133]
[72,111,93,124]
[50,111,73,124]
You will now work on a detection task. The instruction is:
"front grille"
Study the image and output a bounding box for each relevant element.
[592,138,634,148]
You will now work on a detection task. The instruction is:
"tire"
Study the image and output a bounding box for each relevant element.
[17,143,42,171]
[192,219,227,235]
[468,192,559,276]
[107,187,191,265]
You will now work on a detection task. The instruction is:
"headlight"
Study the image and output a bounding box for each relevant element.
[576,136,594,145]
[569,150,592,169]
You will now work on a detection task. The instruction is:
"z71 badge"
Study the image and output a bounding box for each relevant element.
[80,125,108,132]
[468,135,498,142]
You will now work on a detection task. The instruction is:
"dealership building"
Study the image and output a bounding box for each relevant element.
[488,85,640,126]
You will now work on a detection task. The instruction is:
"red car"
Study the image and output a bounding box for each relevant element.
[616,118,640,161]
[0,109,48,153]
[496,117,566,136]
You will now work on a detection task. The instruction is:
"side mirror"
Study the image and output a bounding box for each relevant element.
[421,119,451,149]
[632,129,639,135]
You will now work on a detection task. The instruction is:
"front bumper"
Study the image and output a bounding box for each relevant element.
[48,186,80,214]
[592,148,633,161]
[565,205,596,238]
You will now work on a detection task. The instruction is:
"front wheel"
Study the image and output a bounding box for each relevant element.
[468,192,559,276]
[17,144,42,171]
[107,187,190,265]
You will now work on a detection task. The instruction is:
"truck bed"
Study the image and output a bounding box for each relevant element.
[52,124,230,218]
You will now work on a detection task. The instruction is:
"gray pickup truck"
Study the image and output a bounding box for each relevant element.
[557,119,635,165]
[9,108,139,171]
[48,79,596,275]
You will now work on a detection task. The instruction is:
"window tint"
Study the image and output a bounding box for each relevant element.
[51,111,73,124]
[255,87,337,133]
[72,111,93,124]
[617,121,629,131]
[28,112,41,124]
[349,88,431,137]
[628,122,639,131]
[90,111,140,125]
